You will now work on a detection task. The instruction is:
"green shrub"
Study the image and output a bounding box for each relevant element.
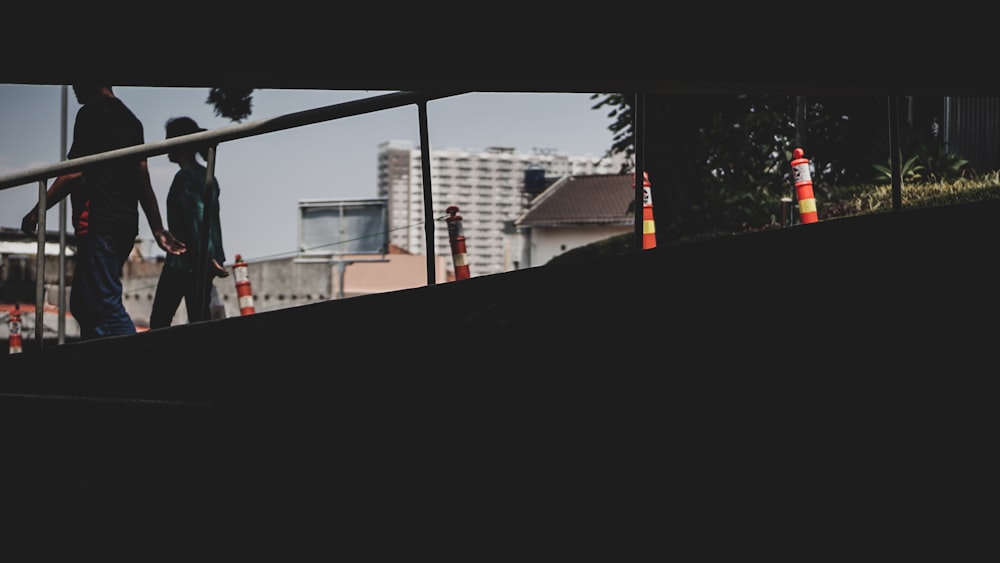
[824,170,1000,217]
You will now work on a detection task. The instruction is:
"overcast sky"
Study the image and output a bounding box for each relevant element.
[0,84,621,261]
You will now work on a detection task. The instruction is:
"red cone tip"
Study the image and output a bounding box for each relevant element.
[793,148,805,159]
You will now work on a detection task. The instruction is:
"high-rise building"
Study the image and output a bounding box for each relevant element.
[377,141,626,277]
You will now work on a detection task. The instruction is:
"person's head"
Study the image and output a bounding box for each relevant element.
[71,84,112,105]
[165,117,209,163]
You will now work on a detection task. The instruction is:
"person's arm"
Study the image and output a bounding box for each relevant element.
[20,171,84,235]
[137,159,187,255]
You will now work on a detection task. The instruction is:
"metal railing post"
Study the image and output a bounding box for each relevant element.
[418,100,436,285]
[34,179,47,348]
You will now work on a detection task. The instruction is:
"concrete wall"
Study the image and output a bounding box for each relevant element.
[123,251,450,327]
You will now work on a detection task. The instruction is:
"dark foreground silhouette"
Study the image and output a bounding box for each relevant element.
[2,201,995,556]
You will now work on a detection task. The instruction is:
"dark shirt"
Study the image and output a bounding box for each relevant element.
[163,164,225,274]
[67,96,146,238]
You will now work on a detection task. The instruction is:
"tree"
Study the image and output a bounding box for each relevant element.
[593,93,796,241]
[591,92,954,241]
[207,87,255,122]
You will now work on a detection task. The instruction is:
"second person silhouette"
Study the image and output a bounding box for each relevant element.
[149,116,228,328]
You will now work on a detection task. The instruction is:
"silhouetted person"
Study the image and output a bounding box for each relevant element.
[21,84,186,340]
[149,117,228,328]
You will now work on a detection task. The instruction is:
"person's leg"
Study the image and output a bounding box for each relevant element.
[69,235,98,340]
[87,232,137,338]
[149,267,186,329]
[183,274,215,323]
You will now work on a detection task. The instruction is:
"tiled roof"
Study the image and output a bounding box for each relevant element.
[515,173,637,227]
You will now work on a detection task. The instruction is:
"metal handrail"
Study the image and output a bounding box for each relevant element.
[1,88,468,349]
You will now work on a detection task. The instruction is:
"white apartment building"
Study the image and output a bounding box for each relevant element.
[377,141,627,277]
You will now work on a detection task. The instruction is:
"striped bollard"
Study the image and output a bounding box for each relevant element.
[633,171,657,249]
[790,148,819,224]
[444,206,471,280]
[8,304,23,354]
[232,254,256,315]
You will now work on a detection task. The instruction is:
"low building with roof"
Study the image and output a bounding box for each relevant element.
[510,173,636,269]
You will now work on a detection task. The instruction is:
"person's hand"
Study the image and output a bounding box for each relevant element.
[153,228,187,255]
[210,258,229,278]
[20,210,38,235]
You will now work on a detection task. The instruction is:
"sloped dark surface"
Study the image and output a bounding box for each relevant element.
[2,202,997,555]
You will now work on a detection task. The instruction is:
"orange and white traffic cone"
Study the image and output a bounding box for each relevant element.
[443,206,471,280]
[8,303,23,354]
[232,254,256,316]
[790,148,819,224]
[633,171,657,249]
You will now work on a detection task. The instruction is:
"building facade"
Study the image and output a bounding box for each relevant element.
[512,174,636,268]
[377,141,627,277]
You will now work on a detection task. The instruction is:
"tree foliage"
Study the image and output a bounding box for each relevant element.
[591,93,961,242]
[207,87,255,122]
